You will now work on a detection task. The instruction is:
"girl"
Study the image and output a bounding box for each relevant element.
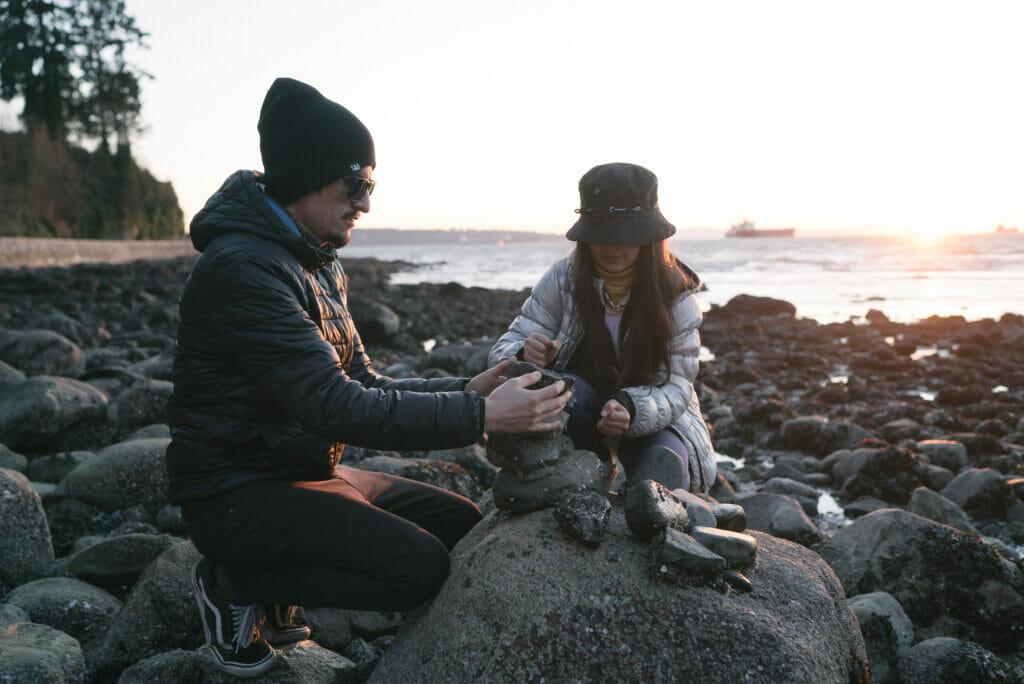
[489,162,715,493]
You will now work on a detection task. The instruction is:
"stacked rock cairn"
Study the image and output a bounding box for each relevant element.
[486,361,758,593]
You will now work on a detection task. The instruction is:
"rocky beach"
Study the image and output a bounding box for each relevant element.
[1,252,1023,682]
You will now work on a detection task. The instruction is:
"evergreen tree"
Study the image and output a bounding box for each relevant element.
[0,0,148,145]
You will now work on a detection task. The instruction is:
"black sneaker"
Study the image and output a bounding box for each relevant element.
[261,604,311,649]
[191,559,276,678]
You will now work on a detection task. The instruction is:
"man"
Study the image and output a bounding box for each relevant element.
[166,77,570,678]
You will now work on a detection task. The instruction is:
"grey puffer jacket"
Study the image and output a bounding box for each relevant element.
[488,253,715,491]
[166,171,483,504]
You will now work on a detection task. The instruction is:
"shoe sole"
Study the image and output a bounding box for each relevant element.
[200,643,276,678]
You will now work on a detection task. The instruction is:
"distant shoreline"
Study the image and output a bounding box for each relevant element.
[0,229,561,269]
[0,237,198,269]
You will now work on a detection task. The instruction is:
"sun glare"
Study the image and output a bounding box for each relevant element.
[902,228,947,248]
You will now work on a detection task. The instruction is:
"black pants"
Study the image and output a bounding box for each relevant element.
[183,468,482,612]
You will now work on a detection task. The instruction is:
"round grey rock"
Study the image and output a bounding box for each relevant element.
[848,591,915,682]
[736,491,824,546]
[6,576,122,654]
[0,327,84,376]
[106,379,172,437]
[0,442,27,471]
[65,532,178,589]
[0,467,55,587]
[940,467,1017,520]
[0,621,86,683]
[57,437,170,511]
[897,637,1022,683]
[0,375,109,453]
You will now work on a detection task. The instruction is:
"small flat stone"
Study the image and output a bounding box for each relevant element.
[654,528,727,580]
[711,503,747,532]
[689,526,758,569]
[672,488,717,529]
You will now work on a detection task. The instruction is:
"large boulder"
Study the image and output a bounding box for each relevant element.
[816,508,1024,655]
[369,505,868,682]
[0,375,109,453]
[0,467,55,587]
[57,437,170,511]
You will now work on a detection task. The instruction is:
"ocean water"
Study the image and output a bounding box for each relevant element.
[341,231,1024,324]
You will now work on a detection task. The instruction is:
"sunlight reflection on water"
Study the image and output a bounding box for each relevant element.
[342,233,1024,324]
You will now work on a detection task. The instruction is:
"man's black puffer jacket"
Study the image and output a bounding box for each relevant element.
[165,171,483,504]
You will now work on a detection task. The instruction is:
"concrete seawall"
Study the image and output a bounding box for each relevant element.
[0,237,198,269]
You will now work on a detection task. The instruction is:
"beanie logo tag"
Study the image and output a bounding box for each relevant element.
[350,163,362,172]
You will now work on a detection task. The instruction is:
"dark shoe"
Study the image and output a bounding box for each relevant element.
[261,604,311,649]
[192,559,276,678]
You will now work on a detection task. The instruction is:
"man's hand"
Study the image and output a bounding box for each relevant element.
[522,333,562,368]
[596,399,630,436]
[484,371,571,433]
[465,357,513,397]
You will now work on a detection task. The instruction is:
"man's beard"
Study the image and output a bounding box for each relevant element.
[326,227,352,249]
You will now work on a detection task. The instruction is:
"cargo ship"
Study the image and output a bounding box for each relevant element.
[725,220,795,238]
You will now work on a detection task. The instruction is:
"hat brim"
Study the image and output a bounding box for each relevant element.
[566,212,677,245]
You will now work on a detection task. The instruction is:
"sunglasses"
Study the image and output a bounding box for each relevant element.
[343,175,376,202]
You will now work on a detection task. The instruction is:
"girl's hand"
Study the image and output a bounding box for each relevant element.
[596,399,630,436]
[466,357,514,397]
[523,333,562,367]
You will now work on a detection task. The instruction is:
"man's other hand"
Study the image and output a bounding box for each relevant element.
[465,357,513,397]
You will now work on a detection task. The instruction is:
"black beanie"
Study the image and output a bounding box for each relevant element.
[258,77,375,205]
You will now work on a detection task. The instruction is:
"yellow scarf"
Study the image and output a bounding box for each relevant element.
[595,262,635,306]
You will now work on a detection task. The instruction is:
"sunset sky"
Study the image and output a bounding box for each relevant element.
[10,0,1023,236]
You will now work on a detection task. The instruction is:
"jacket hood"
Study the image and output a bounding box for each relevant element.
[189,170,335,271]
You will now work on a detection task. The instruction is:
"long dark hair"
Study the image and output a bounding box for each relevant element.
[568,240,694,394]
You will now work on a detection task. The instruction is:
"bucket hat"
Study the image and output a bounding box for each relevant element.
[566,163,676,245]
